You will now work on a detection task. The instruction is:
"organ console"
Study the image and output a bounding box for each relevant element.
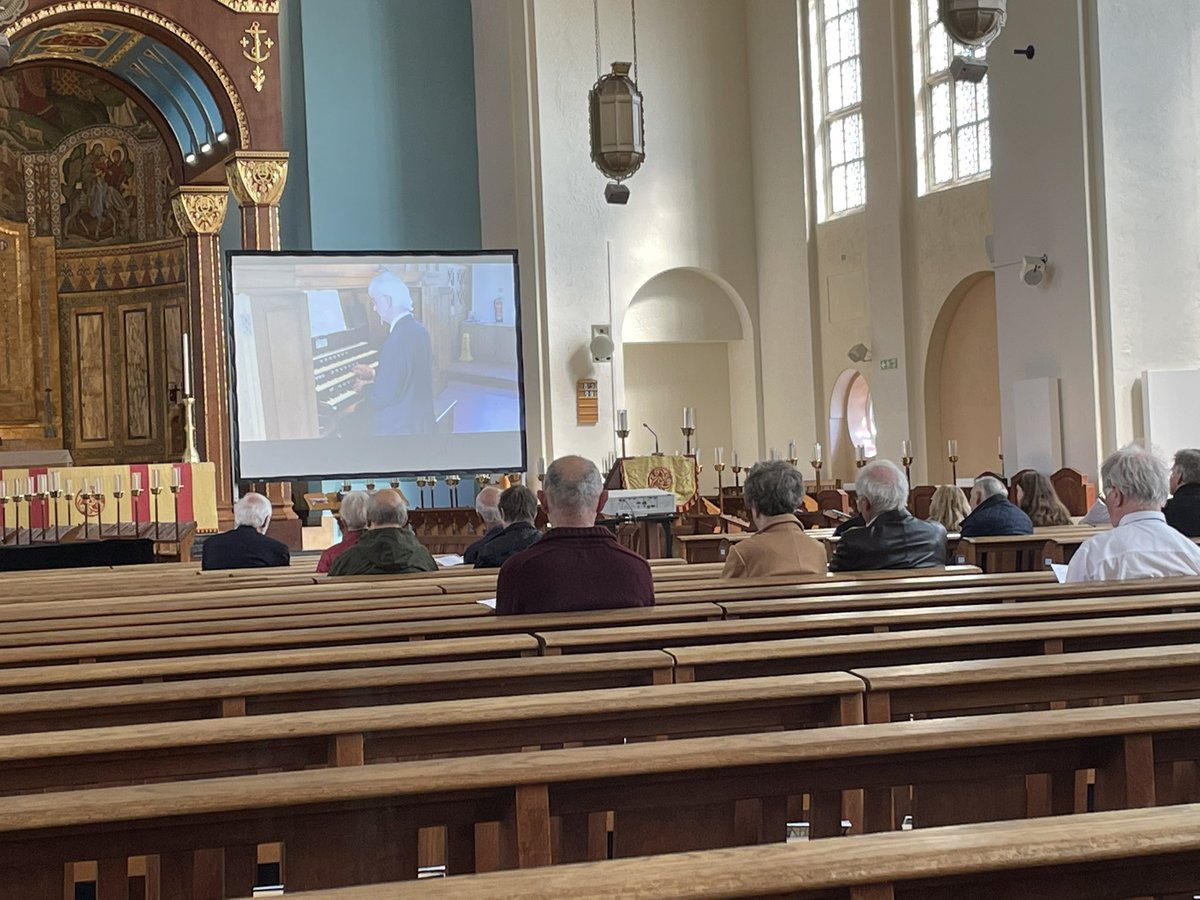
[313,329,379,435]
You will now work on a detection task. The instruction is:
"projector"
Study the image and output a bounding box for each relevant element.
[601,488,675,518]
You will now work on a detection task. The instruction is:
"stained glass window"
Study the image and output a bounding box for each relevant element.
[912,0,992,192]
[810,0,866,218]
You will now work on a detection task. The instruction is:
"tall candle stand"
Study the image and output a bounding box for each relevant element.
[37,483,50,542]
[181,395,201,464]
[902,454,915,486]
[475,473,490,491]
[112,484,125,538]
[427,475,440,507]
[10,490,23,546]
[64,483,75,535]
[949,454,960,485]
[170,481,183,543]
[48,484,61,542]
[811,458,824,494]
[998,450,1005,480]
[714,462,726,518]
[150,483,163,540]
[681,425,695,457]
[0,488,8,545]
[93,484,108,540]
[22,482,35,543]
[446,474,461,507]
[416,476,429,507]
[731,462,743,489]
[616,425,630,460]
[79,483,92,540]
[131,483,143,536]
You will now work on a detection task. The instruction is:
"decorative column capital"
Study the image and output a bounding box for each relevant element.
[225,150,289,207]
[171,186,230,236]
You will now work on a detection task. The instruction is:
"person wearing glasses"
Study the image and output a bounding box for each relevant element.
[1065,446,1200,582]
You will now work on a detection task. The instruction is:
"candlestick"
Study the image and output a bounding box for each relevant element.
[901,440,915,485]
[111,479,124,539]
[615,418,630,459]
[682,407,694,430]
[714,460,727,521]
[787,440,797,462]
[182,396,201,463]
[150,481,163,540]
[171,467,181,489]
[182,332,193,397]
[79,482,92,541]
[170,480,183,542]
[37,478,49,542]
[949,453,960,485]
[811,455,824,494]
[617,408,629,433]
[681,424,695,456]
[948,439,958,458]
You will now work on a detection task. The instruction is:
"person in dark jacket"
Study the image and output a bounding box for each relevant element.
[328,489,437,576]
[201,492,290,571]
[1165,449,1200,537]
[463,485,504,565]
[830,460,946,572]
[959,475,1033,538]
[474,484,542,568]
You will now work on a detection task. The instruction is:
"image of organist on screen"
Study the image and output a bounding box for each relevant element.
[231,259,521,443]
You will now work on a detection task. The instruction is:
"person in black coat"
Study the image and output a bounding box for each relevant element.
[474,484,542,569]
[464,485,504,565]
[350,271,435,436]
[959,475,1033,538]
[201,492,290,571]
[1166,449,1200,537]
[830,460,946,572]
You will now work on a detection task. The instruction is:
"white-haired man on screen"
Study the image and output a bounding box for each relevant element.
[201,492,290,570]
[350,271,436,435]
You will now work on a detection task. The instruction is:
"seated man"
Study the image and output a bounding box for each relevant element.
[958,475,1033,537]
[496,455,653,614]
[829,460,946,572]
[1165,448,1200,537]
[1067,445,1200,582]
[463,485,504,565]
[316,490,368,574]
[721,459,826,578]
[201,492,290,571]
[328,489,437,576]
[474,484,542,569]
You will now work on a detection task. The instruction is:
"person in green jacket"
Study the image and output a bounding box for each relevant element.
[328,488,437,576]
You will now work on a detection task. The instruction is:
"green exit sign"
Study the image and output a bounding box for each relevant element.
[880,357,900,371]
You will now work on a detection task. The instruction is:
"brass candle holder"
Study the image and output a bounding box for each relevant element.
[509,472,523,486]
[79,483,93,540]
[389,477,401,490]
[131,484,143,536]
[949,455,960,485]
[445,474,461,507]
[112,485,125,539]
[23,482,35,543]
[902,455,915,485]
[37,484,50,541]
[150,484,163,540]
[681,425,695,456]
[811,459,823,494]
[855,457,867,470]
[787,456,800,469]
[616,426,630,460]
[181,395,201,464]
[475,473,490,488]
[10,490,23,546]
[365,479,377,492]
[731,462,743,489]
[713,462,726,519]
[170,482,183,542]
[48,486,62,542]
[416,476,430,507]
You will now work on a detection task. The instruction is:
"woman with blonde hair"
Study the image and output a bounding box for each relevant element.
[1014,470,1073,527]
[927,484,971,532]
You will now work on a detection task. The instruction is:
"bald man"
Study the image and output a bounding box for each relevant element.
[495,456,653,614]
[464,485,504,565]
[328,489,437,576]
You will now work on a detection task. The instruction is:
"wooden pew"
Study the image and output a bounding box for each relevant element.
[955,527,1103,573]
[286,803,1200,900]
[2,699,1199,895]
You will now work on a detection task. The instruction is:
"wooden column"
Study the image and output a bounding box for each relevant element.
[171,186,234,519]
[225,150,301,547]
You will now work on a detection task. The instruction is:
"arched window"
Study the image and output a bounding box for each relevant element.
[809,0,866,219]
[912,0,991,194]
[846,373,877,457]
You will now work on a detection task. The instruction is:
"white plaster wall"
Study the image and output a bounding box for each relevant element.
[528,0,762,464]
[1095,0,1200,451]
[989,0,1102,476]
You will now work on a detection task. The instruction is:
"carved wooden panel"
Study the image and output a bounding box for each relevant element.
[163,305,184,457]
[75,312,110,444]
[123,309,151,441]
[0,219,37,424]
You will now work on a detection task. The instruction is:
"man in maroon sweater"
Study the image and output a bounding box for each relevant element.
[496,455,654,615]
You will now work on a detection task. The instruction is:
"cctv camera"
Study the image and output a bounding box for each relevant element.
[0,35,10,70]
[1021,255,1047,286]
[950,55,988,83]
[604,182,630,205]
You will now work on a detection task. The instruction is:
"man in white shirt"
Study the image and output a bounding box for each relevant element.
[1066,445,1200,582]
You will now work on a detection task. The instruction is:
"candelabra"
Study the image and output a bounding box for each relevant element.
[811,458,824,494]
[681,425,695,456]
[949,454,960,485]
[901,453,915,486]
[616,424,630,460]
[181,396,201,464]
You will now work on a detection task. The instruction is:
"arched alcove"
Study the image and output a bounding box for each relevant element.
[621,268,753,489]
[924,271,1001,484]
[829,368,876,481]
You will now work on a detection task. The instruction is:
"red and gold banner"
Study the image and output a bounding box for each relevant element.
[619,455,698,509]
[0,462,218,532]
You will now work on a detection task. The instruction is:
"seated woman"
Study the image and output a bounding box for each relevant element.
[721,460,827,578]
[1013,470,1073,527]
[927,484,971,532]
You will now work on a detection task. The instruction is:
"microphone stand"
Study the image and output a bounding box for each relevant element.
[643,423,662,456]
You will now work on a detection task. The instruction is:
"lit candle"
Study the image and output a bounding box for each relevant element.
[182,332,192,397]
[716,447,724,465]
[902,439,912,458]
[151,469,160,490]
[171,467,181,488]
[813,443,822,462]
[788,440,797,460]
[948,439,958,457]
[616,409,628,432]
[132,472,142,492]
[36,475,46,494]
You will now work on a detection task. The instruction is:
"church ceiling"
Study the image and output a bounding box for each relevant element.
[7,21,228,162]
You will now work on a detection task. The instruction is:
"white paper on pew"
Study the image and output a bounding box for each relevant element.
[435,554,466,567]
[477,598,497,609]
[1050,563,1069,584]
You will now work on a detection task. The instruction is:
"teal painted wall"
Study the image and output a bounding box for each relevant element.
[279,0,481,252]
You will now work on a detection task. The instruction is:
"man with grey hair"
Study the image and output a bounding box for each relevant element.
[721,460,826,578]
[1067,445,1200,582]
[464,485,504,565]
[496,455,653,614]
[830,459,946,572]
[474,484,542,569]
[350,270,435,436]
[201,492,290,570]
[1165,448,1200,537]
[316,490,369,573]
[959,474,1033,538]
[328,489,437,576]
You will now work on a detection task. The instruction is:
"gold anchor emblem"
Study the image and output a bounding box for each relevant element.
[240,20,274,93]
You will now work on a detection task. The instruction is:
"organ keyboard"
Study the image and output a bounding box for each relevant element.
[313,337,379,431]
